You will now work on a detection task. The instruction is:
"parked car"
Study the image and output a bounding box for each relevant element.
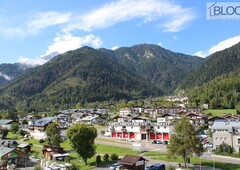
[109,163,121,170]
[145,163,165,170]
[152,140,163,144]
[204,142,213,148]
[162,141,168,145]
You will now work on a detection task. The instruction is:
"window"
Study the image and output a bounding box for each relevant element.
[215,137,218,140]
[238,138,240,144]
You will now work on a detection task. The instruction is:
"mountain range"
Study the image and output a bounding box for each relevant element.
[1,42,240,111]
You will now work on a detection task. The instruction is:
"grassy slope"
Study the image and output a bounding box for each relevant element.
[203,109,237,116]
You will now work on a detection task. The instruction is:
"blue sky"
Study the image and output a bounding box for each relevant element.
[0,0,240,65]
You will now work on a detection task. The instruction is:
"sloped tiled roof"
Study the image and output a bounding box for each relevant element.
[119,155,146,165]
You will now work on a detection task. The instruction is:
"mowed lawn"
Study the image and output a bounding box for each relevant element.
[144,151,240,170]
[203,109,237,116]
[22,138,139,170]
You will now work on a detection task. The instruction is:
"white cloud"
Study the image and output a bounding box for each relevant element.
[18,56,47,66]
[0,11,71,38]
[18,32,103,66]
[0,72,12,80]
[65,0,196,32]
[42,32,103,56]
[28,11,71,33]
[0,0,195,39]
[194,35,240,58]
[111,45,119,50]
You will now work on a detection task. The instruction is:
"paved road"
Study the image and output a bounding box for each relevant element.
[93,136,240,170]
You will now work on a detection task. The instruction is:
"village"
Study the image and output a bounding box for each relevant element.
[0,104,239,170]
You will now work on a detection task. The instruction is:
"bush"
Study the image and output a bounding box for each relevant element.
[96,155,101,166]
[110,153,118,160]
[218,144,223,153]
[103,153,109,162]
[19,129,25,136]
[100,130,105,136]
[39,139,45,143]
[227,145,233,154]
[68,164,78,170]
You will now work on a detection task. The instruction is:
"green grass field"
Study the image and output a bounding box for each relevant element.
[144,151,240,170]
[203,109,237,116]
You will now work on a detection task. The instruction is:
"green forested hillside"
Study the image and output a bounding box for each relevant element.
[179,42,240,89]
[0,63,28,84]
[0,46,161,111]
[101,44,203,93]
[188,69,240,109]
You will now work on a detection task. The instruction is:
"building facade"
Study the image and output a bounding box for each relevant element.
[212,120,240,151]
[108,117,173,141]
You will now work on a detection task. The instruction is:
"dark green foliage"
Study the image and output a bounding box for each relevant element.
[21,119,28,125]
[46,122,61,146]
[1,128,9,139]
[39,139,44,143]
[68,164,78,170]
[103,153,109,162]
[11,122,19,134]
[167,118,203,167]
[227,145,232,154]
[0,44,202,111]
[67,123,97,165]
[218,144,223,153]
[110,153,119,160]
[102,44,203,94]
[19,129,25,136]
[96,155,101,166]
[0,46,165,111]
[188,69,240,109]
[0,63,28,85]
[180,42,240,89]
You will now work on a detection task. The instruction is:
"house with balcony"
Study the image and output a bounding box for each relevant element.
[29,117,56,139]
[119,107,132,116]
[108,116,174,142]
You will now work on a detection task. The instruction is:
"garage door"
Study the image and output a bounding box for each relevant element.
[117,133,122,138]
[112,133,116,138]
[156,133,162,140]
[130,133,135,139]
[163,133,169,140]
[150,132,155,139]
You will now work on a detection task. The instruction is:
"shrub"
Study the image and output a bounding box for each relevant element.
[227,145,233,154]
[100,130,105,136]
[103,153,109,162]
[39,139,45,143]
[218,144,223,153]
[110,153,118,160]
[96,155,101,166]
[68,164,78,170]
